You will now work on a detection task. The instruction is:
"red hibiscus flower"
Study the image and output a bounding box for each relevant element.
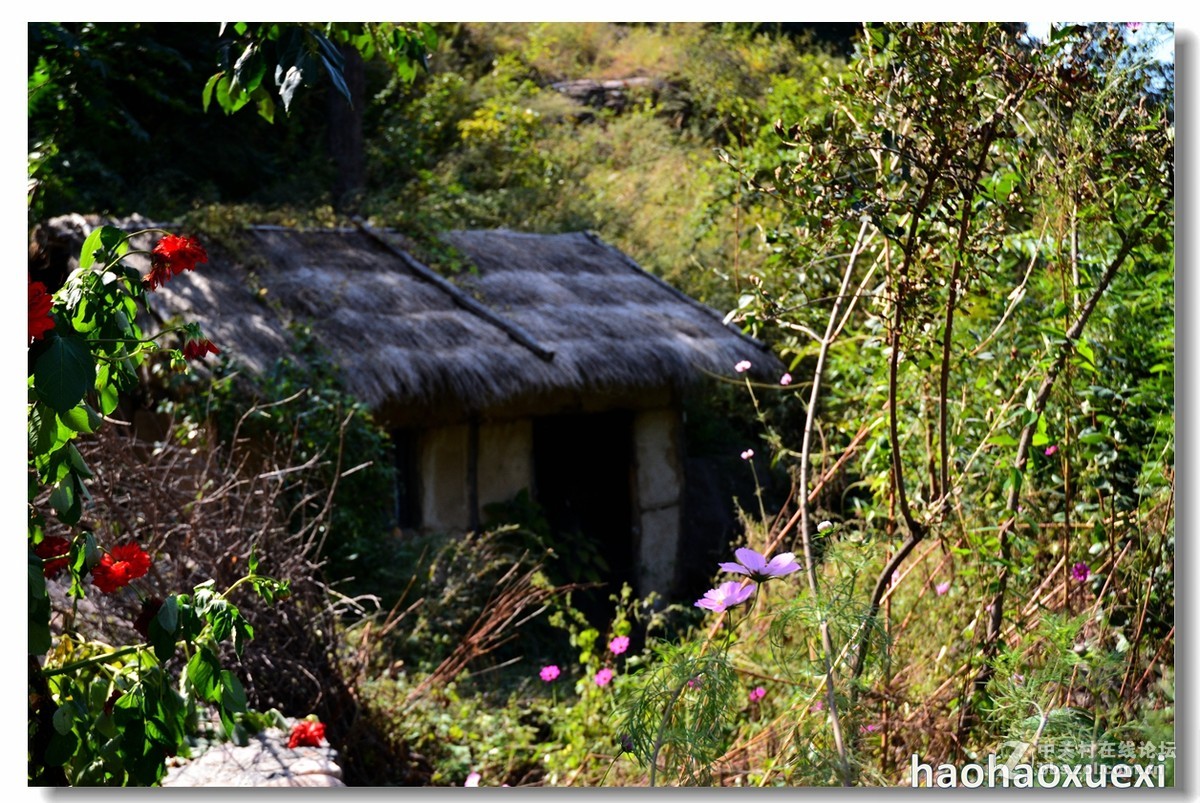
[183,337,221,360]
[29,278,55,344]
[91,542,152,594]
[288,719,326,748]
[144,234,208,291]
[34,536,71,578]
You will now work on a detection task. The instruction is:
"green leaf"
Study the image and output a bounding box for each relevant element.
[232,43,266,94]
[187,648,221,704]
[1050,23,1087,42]
[28,403,59,456]
[67,442,93,478]
[315,34,351,103]
[149,615,177,662]
[98,381,120,416]
[211,608,233,643]
[33,334,96,414]
[157,596,179,634]
[252,86,275,124]
[48,479,76,520]
[52,705,74,735]
[1031,413,1049,447]
[202,72,224,112]
[145,716,171,745]
[77,225,126,270]
[988,434,1018,447]
[214,73,234,114]
[44,729,79,767]
[219,670,248,713]
[59,403,100,434]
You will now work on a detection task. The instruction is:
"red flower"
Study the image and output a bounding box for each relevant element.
[183,338,221,360]
[29,278,55,344]
[144,234,208,291]
[91,542,152,594]
[288,719,326,748]
[34,536,71,578]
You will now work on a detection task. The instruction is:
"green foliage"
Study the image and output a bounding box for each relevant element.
[206,22,436,120]
[618,641,740,785]
[483,489,610,587]
[27,20,1174,787]
[27,227,290,786]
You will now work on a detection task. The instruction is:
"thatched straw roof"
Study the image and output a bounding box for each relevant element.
[41,216,780,419]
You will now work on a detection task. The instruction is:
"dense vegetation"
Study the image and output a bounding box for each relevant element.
[28,22,1173,786]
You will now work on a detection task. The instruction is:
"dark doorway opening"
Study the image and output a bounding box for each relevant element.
[391,428,422,530]
[533,411,636,616]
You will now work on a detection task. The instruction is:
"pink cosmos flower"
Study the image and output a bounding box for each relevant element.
[539,665,561,682]
[935,581,951,596]
[740,449,755,460]
[811,699,825,713]
[861,723,879,733]
[687,676,702,689]
[695,580,757,613]
[735,360,752,373]
[780,373,793,386]
[595,668,615,687]
[720,547,800,582]
[465,772,481,787]
[749,686,766,702]
[1071,562,1090,583]
[1045,444,1059,457]
[608,635,630,655]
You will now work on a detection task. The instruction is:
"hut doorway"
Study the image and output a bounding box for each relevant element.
[533,411,637,602]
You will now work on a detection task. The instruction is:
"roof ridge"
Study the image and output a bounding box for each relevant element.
[352,219,556,363]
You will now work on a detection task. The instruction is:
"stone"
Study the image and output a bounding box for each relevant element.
[162,728,344,787]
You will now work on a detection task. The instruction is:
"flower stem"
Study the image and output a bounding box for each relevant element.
[42,644,142,678]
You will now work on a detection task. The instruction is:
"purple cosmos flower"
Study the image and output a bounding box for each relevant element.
[720,547,800,582]
[740,449,755,460]
[539,664,561,682]
[749,686,766,702]
[608,635,630,655]
[595,668,615,687]
[735,360,752,373]
[465,772,481,787]
[935,581,951,596]
[695,580,757,613]
[1045,444,1059,457]
[1071,562,1090,583]
[780,373,793,386]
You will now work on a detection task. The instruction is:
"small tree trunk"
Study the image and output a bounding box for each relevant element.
[328,45,365,213]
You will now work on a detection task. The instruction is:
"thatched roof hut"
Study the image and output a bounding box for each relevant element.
[40,215,782,599]
[157,223,776,423]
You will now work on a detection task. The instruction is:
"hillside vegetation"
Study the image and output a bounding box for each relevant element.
[27,22,1174,787]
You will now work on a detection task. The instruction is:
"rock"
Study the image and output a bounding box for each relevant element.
[162,728,344,787]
